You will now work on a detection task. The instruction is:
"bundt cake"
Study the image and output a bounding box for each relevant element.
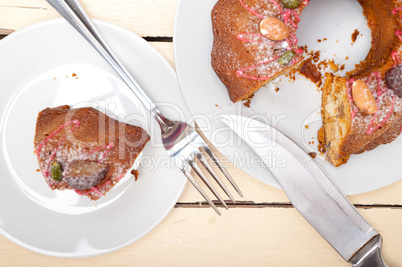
[211,0,402,166]
[34,105,150,200]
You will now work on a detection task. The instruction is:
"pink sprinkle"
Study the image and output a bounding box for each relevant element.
[99,143,114,162]
[237,32,275,45]
[396,30,402,41]
[292,11,300,22]
[283,10,300,29]
[75,187,102,197]
[367,72,384,97]
[351,107,358,121]
[392,51,401,66]
[36,120,80,178]
[294,48,304,54]
[236,57,280,80]
[268,0,283,13]
[346,79,359,122]
[283,11,292,26]
[392,8,402,16]
[93,187,103,197]
[74,174,125,197]
[366,95,396,135]
[83,142,115,163]
[287,33,298,45]
[346,78,356,104]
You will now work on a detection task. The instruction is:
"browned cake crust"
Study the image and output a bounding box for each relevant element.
[34,105,150,200]
[319,0,402,166]
[349,0,400,79]
[211,0,307,102]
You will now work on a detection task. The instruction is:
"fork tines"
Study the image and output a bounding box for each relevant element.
[181,141,243,215]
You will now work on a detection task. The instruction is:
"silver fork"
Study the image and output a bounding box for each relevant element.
[46,0,243,215]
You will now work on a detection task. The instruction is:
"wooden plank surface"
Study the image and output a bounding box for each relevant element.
[0,0,178,37]
[0,0,401,266]
[1,208,401,266]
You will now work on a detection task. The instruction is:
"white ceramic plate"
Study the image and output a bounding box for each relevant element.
[0,19,188,257]
[174,0,402,195]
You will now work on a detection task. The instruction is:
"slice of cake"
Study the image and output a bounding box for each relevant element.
[34,105,150,200]
[320,71,402,167]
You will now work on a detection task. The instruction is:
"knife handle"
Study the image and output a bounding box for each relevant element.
[349,235,389,267]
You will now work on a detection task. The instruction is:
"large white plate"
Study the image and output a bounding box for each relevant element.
[174,0,402,195]
[0,19,188,257]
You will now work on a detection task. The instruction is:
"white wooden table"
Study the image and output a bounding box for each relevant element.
[0,1,401,266]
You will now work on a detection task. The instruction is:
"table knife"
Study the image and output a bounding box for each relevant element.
[219,114,389,267]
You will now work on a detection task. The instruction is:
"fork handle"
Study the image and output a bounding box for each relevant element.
[46,0,173,132]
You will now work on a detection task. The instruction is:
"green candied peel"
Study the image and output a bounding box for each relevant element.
[282,0,300,9]
[50,162,63,181]
[278,50,296,66]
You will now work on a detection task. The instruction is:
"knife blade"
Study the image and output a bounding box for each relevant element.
[219,114,388,267]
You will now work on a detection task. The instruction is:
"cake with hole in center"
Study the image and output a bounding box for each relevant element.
[211,0,402,166]
[34,105,150,200]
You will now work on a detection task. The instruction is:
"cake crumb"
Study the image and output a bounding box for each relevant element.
[286,67,298,81]
[323,38,327,41]
[308,152,317,159]
[351,29,360,44]
[275,87,280,93]
[345,56,349,60]
[131,169,139,181]
[72,73,77,77]
[300,59,322,86]
[243,100,251,108]
[329,60,339,72]
[317,39,322,43]
[305,125,309,129]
